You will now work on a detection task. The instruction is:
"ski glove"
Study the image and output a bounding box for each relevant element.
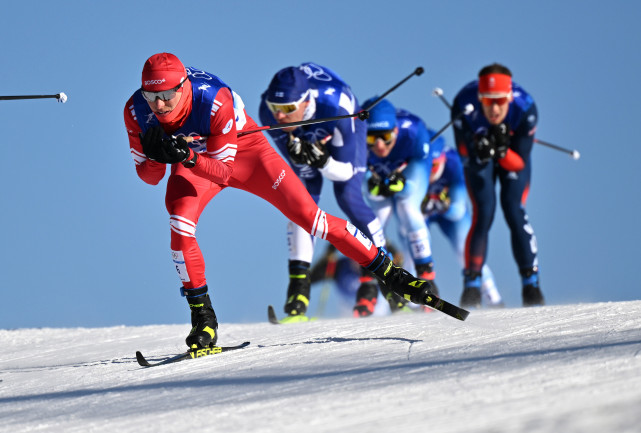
[474,136,496,164]
[489,123,510,159]
[287,135,311,165]
[287,134,330,168]
[305,136,330,168]
[140,125,168,162]
[140,126,190,164]
[422,191,451,217]
[160,135,191,164]
[368,172,388,197]
[368,171,405,197]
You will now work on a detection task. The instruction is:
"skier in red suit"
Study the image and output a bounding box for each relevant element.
[124,53,434,349]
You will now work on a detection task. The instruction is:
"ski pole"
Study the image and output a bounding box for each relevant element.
[531,138,580,160]
[431,87,580,160]
[0,93,67,103]
[237,110,369,137]
[242,67,422,137]
[430,103,474,143]
[362,67,424,111]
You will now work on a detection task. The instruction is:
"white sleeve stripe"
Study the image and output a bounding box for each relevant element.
[207,144,237,161]
[311,209,328,240]
[208,143,237,155]
[131,148,147,165]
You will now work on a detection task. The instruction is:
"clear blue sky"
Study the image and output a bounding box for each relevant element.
[1,0,639,328]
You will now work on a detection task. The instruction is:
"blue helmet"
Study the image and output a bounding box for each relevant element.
[362,97,397,131]
[265,66,310,104]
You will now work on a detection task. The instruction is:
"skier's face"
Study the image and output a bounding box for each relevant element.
[271,100,310,132]
[146,90,183,120]
[480,93,512,125]
[367,127,398,158]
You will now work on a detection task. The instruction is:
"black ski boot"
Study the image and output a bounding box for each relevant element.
[182,285,218,349]
[376,274,409,312]
[353,278,379,317]
[385,290,410,313]
[284,260,311,316]
[416,262,439,297]
[521,267,544,306]
[460,270,482,308]
[367,247,435,305]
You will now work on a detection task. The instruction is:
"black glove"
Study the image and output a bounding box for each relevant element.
[287,134,331,168]
[305,138,330,168]
[140,125,167,162]
[474,134,496,164]
[287,135,310,165]
[489,123,510,158]
[140,126,190,164]
[160,135,191,164]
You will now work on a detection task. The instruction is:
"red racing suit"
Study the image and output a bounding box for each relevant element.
[124,67,377,289]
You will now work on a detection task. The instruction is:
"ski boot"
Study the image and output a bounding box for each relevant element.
[521,267,544,306]
[284,260,311,316]
[366,247,435,305]
[460,270,482,308]
[182,285,218,349]
[353,276,379,317]
[416,262,439,297]
[374,268,410,313]
[385,290,412,313]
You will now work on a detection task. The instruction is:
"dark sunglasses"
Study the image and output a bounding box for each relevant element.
[142,77,187,102]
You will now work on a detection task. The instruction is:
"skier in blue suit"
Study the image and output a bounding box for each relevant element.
[362,98,442,311]
[451,63,543,307]
[423,148,503,307]
[259,63,391,319]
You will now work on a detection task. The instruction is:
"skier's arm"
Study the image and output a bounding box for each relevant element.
[188,88,237,184]
[318,112,359,181]
[497,103,537,172]
[124,99,167,185]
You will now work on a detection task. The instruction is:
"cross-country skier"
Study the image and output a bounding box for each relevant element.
[124,53,435,349]
[422,147,503,307]
[451,63,543,307]
[363,98,443,311]
[258,63,397,319]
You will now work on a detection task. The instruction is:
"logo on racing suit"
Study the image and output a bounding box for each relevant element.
[272,170,286,189]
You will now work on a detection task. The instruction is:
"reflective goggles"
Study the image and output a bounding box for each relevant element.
[266,90,310,115]
[367,130,395,146]
[141,77,187,102]
[479,92,511,107]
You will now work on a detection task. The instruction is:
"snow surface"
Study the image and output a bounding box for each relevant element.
[2,301,641,433]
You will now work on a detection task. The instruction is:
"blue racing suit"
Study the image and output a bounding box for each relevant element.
[259,62,384,258]
[365,108,443,268]
[451,80,539,275]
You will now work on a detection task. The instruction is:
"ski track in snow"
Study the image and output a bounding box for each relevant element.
[1,301,641,433]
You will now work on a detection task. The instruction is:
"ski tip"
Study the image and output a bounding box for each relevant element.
[267,305,280,325]
[135,351,151,367]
